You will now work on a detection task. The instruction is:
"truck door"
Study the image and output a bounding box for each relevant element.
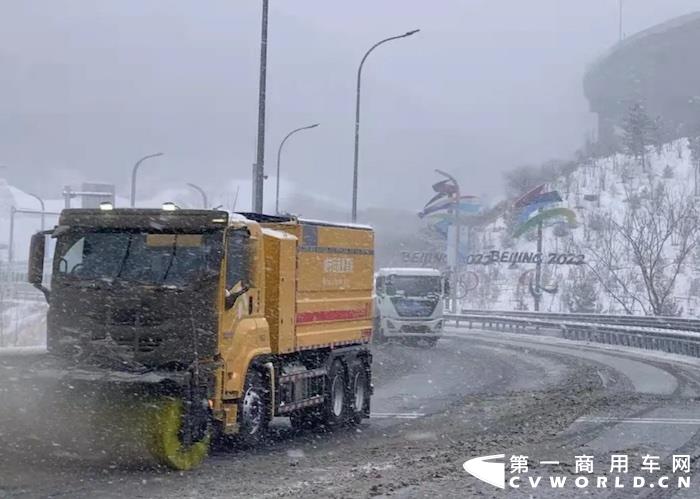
[219,227,261,400]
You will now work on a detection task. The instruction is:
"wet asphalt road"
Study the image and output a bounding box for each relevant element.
[1,328,700,498]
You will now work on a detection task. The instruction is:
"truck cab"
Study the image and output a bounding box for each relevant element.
[373,268,444,347]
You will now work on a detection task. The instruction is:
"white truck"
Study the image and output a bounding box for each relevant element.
[373,268,444,347]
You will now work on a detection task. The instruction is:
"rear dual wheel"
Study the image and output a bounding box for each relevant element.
[324,360,349,427]
[290,359,369,429]
[348,359,369,424]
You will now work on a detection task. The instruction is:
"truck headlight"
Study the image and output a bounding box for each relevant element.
[436,320,443,329]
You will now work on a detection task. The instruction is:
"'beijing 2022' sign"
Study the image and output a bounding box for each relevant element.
[400,250,585,266]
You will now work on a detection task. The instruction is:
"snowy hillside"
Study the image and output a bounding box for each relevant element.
[466,138,700,316]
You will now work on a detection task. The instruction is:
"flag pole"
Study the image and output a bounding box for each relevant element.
[534,219,543,311]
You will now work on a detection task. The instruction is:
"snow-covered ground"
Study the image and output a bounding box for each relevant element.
[0,283,46,347]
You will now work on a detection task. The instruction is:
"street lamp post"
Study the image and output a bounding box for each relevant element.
[186,183,209,209]
[351,29,419,222]
[130,152,164,207]
[27,193,45,230]
[275,123,320,214]
[619,0,624,42]
[252,0,269,213]
[435,169,461,314]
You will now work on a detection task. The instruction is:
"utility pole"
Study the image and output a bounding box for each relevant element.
[8,207,14,263]
[534,220,543,311]
[619,0,623,42]
[252,0,269,213]
[435,169,460,313]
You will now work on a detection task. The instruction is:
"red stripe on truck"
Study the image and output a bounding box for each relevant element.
[296,305,370,324]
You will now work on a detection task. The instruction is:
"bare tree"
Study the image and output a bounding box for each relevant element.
[582,213,646,314]
[689,135,700,196]
[581,181,698,315]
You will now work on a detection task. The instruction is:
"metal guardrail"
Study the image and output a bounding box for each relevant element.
[446,311,700,358]
[458,309,700,333]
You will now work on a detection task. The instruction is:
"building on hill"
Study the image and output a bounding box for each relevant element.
[584,12,700,149]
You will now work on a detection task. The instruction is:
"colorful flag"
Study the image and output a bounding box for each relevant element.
[515,191,563,223]
[513,184,546,209]
[419,198,481,218]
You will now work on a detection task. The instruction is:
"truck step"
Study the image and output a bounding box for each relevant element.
[279,367,326,384]
[277,395,325,414]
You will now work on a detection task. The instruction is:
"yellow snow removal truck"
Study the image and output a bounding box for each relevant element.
[17,208,374,469]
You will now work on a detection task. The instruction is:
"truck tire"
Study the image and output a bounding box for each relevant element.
[322,360,349,427]
[424,337,439,348]
[348,359,370,424]
[236,369,270,446]
[372,318,386,344]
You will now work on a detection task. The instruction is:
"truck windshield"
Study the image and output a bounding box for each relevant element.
[386,275,441,296]
[53,230,223,287]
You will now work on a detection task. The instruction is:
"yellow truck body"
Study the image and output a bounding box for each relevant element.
[25,209,375,469]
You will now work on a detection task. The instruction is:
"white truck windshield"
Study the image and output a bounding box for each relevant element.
[386,275,441,296]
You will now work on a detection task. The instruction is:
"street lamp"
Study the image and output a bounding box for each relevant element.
[435,169,461,313]
[275,123,320,214]
[27,193,45,230]
[619,0,624,42]
[130,152,164,207]
[252,0,269,213]
[351,29,420,222]
[186,183,209,209]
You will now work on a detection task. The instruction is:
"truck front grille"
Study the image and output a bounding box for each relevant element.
[391,297,438,318]
[400,324,430,334]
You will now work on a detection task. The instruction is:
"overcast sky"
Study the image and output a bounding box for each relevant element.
[1,1,698,215]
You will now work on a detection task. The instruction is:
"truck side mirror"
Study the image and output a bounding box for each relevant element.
[225,285,249,310]
[28,231,50,302]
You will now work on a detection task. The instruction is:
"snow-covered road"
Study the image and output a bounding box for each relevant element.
[2,329,700,498]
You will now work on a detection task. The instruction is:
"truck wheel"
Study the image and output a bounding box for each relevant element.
[348,359,369,424]
[323,360,349,427]
[372,319,386,344]
[236,369,270,446]
[425,338,439,348]
[146,397,210,470]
